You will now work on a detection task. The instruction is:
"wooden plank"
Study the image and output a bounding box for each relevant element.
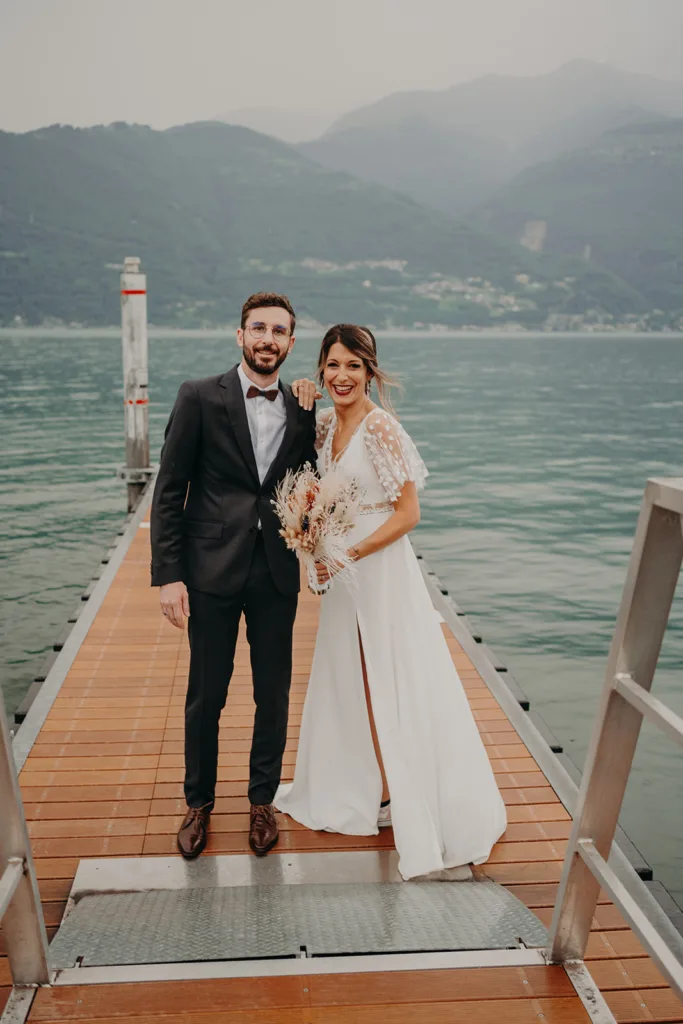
[27,818,148,839]
[20,771,158,787]
[501,786,564,805]
[138,815,572,842]
[30,1009,306,1024]
[483,862,564,884]
[31,743,163,758]
[604,987,683,1022]
[29,835,145,858]
[306,966,576,1004]
[24,756,160,773]
[144,813,304,835]
[20,784,155,803]
[589,957,670,990]
[29,976,309,1019]
[24,800,152,820]
[586,932,649,960]
[32,857,92,879]
[28,995,590,1024]
[306,998,590,1023]
[142,829,395,855]
[486,840,566,863]
[508,882,612,909]
[37,878,74,902]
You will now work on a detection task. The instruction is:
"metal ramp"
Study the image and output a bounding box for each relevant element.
[49,853,547,969]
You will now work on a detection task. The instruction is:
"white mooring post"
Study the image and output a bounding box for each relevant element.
[118,256,152,511]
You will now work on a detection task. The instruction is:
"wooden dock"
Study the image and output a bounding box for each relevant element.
[3,497,682,1024]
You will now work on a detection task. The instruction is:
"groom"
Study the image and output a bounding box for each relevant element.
[150,293,317,859]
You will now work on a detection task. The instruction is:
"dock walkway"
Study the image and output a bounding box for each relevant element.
[3,489,682,1024]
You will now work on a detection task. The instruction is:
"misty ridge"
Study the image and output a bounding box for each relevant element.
[234,60,683,216]
[1,59,682,332]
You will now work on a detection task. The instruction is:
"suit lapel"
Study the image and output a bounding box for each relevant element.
[219,366,260,487]
[262,382,299,492]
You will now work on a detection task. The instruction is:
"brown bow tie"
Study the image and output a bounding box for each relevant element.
[246,385,279,401]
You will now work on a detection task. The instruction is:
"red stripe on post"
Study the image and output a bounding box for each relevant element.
[125,398,149,405]
[121,289,147,295]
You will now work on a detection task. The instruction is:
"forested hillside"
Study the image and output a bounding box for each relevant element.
[479,120,683,311]
[0,119,666,329]
[0,120,532,326]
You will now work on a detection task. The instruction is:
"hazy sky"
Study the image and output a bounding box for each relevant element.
[1,0,681,133]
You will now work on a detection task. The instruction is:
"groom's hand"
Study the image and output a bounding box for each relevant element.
[160,581,190,629]
[292,378,323,411]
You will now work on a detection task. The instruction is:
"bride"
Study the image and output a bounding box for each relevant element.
[277,324,506,880]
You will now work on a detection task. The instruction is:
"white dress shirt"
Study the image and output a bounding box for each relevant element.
[237,364,287,484]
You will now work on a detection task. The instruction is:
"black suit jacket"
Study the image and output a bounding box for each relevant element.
[150,365,317,597]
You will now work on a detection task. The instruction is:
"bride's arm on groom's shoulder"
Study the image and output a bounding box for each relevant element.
[291,378,322,411]
[150,381,200,627]
[291,378,324,470]
[302,406,318,471]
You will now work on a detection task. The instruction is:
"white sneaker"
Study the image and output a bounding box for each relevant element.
[377,802,392,828]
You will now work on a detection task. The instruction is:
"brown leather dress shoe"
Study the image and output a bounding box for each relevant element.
[249,803,279,856]
[177,804,211,859]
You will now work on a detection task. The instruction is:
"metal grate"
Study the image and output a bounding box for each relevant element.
[50,880,547,968]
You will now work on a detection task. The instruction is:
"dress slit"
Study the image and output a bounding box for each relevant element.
[356,615,388,804]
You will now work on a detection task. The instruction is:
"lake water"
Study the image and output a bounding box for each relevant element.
[1,330,682,904]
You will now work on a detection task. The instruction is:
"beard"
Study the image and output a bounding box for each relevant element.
[242,341,289,377]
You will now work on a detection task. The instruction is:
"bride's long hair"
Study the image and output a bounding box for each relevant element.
[317,324,400,412]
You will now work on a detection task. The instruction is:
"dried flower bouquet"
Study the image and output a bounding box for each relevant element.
[272,463,362,593]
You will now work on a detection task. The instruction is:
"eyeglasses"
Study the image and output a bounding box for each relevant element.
[246,322,291,341]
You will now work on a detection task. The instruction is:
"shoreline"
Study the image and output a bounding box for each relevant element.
[2,326,683,341]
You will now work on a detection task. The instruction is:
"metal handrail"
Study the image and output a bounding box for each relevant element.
[548,477,683,1000]
[0,690,50,986]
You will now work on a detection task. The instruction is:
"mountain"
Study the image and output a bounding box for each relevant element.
[214,106,340,143]
[479,119,683,312]
[299,61,683,216]
[0,121,654,329]
[299,117,507,218]
[328,60,683,147]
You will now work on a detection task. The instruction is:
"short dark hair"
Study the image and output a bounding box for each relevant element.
[241,292,296,332]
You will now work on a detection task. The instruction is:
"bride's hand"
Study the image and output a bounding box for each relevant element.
[292,378,323,411]
[315,560,331,585]
[315,559,343,585]
[316,545,361,585]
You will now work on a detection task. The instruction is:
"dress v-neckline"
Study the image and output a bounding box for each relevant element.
[328,408,374,466]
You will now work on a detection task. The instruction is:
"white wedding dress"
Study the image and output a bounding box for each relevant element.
[275,407,507,880]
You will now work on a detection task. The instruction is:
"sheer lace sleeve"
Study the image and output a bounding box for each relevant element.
[364,409,428,501]
[315,407,335,452]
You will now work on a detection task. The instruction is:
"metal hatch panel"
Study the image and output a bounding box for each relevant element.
[49,878,548,968]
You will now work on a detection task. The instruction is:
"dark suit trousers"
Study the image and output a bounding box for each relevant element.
[185,533,298,810]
